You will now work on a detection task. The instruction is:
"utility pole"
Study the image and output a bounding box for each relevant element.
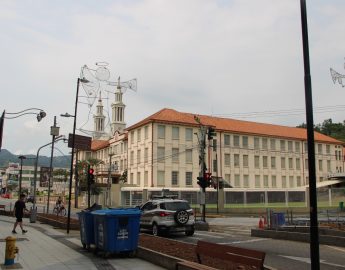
[194,116,207,222]
[108,153,114,207]
[47,116,59,214]
[74,150,79,209]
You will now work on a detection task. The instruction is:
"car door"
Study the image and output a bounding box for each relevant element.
[140,202,154,228]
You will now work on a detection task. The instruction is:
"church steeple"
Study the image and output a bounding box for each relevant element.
[111,77,126,134]
[93,92,106,139]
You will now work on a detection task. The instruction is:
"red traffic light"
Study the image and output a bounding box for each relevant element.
[89,168,94,174]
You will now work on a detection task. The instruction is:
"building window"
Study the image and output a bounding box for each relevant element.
[318,144,322,155]
[225,174,231,187]
[137,172,141,186]
[327,160,331,172]
[297,176,301,187]
[270,139,276,150]
[130,151,134,165]
[304,142,308,152]
[224,154,230,166]
[158,125,165,139]
[144,171,148,186]
[289,176,294,188]
[288,158,293,169]
[131,131,134,144]
[243,155,249,167]
[145,126,149,139]
[326,144,330,154]
[224,134,230,146]
[318,160,323,171]
[271,157,276,169]
[235,174,240,187]
[288,141,293,152]
[263,156,268,168]
[233,135,240,147]
[295,142,300,153]
[144,148,148,163]
[271,175,277,187]
[254,156,260,169]
[137,150,141,164]
[130,173,133,184]
[172,127,179,140]
[137,128,141,142]
[185,128,193,141]
[186,172,193,186]
[296,158,300,170]
[282,176,286,188]
[280,140,285,151]
[213,139,217,151]
[172,171,179,186]
[243,175,249,187]
[305,159,308,170]
[255,175,261,188]
[264,175,269,187]
[234,154,240,167]
[280,157,286,170]
[157,171,165,186]
[186,149,192,163]
[157,147,165,163]
[254,137,260,150]
[242,136,248,149]
[213,160,218,172]
[262,138,268,150]
[172,148,179,163]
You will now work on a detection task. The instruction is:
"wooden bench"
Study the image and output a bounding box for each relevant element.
[176,240,266,270]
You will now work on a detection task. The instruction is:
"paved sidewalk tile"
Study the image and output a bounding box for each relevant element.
[0,216,165,270]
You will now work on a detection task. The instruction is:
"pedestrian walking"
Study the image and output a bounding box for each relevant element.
[12,193,30,234]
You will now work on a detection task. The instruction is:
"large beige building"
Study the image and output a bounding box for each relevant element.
[81,108,344,207]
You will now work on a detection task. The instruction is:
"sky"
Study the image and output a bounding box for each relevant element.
[1,0,345,157]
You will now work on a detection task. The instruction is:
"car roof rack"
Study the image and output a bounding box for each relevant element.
[151,195,178,200]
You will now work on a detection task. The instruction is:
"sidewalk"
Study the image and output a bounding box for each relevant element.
[0,215,165,270]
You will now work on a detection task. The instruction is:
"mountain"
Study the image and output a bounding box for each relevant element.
[0,149,71,168]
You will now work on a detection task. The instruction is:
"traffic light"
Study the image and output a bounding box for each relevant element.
[197,176,207,189]
[88,168,95,185]
[204,172,212,187]
[207,127,216,140]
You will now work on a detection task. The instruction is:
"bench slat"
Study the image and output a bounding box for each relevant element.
[176,261,217,270]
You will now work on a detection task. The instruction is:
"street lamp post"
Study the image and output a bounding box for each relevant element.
[18,155,26,198]
[47,116,60,214]
[30,136,66,223]
[0,108,46,151]
[62,77,89,234]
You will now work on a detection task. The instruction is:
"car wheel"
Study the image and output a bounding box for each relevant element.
[185,226,195,236]
[152,223,160,236]
[174,210,189,225]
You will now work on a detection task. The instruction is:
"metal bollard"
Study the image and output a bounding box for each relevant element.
[4,236,18,265]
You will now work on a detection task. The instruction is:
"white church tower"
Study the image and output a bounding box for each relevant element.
[93,92,106,139]
[111,77,126,134]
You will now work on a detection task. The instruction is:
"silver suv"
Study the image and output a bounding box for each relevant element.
[139,196,195,236]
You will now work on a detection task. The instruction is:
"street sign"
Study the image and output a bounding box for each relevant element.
[68,134,92,150]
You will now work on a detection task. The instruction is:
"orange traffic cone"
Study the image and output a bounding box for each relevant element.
[258,217,264,229]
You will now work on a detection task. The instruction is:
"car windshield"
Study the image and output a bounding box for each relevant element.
[160,201,191,211]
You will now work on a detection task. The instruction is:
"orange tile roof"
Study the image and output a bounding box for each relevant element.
[127,108,342,144]
[91,140,109,151]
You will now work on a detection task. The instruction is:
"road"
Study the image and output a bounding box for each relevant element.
[164,218,345,270]
[2,198,344,269]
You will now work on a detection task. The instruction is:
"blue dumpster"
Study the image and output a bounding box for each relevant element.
[92,208,141,256]
[77,204,103,249]
[271,212,285,228]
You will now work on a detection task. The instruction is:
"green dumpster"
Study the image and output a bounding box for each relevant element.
[339,202,344,211]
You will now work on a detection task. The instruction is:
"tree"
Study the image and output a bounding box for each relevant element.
[119,169,128,183]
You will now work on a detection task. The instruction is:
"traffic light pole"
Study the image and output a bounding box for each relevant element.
[200,126,206,222]
[87,164,91,208]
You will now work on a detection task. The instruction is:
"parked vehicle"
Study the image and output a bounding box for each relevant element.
[139,195,195,237]
[1,193,10,199]
[26,195,35,203]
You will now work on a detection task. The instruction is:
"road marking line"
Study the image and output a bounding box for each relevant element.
[218,238,268,245]
[195,232,223,238]
[326,245,345,253]
[279,255,345,269]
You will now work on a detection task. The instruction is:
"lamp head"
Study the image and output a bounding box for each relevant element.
[36,110,46,122]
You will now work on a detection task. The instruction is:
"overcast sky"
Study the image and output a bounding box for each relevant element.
[1,0,345,157]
